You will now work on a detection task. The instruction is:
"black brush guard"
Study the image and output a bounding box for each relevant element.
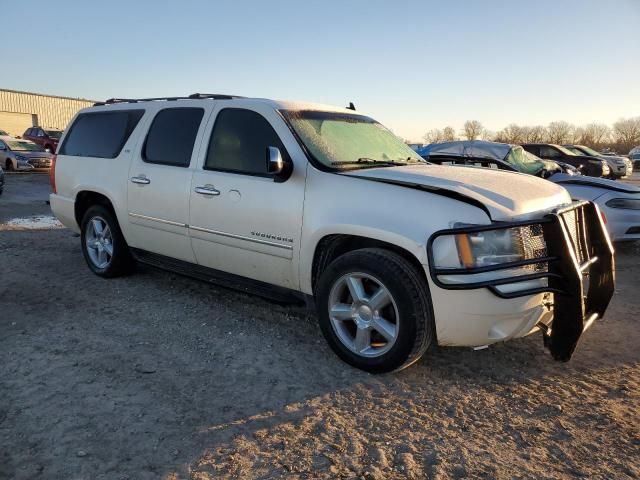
[427,201,615,361]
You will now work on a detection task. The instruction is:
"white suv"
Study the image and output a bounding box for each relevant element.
[49,94,615,372]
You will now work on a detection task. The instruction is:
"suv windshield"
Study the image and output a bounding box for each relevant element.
[6,140,45,152]
[575,145,601,157]
[45,130,63,139]
[282,110,425,170]
[555,144,578,156]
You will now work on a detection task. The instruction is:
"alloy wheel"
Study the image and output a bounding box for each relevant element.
[327,272,399,358]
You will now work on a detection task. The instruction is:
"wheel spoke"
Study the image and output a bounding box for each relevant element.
[91,218,104,236]
[103,242,113,256]
[330,303,353,321]
[345,276,366,303]
[97,248,107,266]
[371,316,396,341]
[369,286,391,312]
[102,225,111,241]
[353,327,371,353]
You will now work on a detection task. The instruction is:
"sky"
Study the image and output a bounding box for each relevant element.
[4,0,639,141]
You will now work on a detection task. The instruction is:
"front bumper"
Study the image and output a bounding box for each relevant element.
[427,201,615,361]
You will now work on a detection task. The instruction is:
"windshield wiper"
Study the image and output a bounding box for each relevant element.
[331,157,409,167]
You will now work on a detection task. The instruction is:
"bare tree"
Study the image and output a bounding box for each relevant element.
[443,126,457,142]
[462,120,484,140]
[547,121,574,144]
[495,124,526,144]
[423,128,445,144]
[524,125,547,143]
[580,123,611,147]
[612,117,640,152]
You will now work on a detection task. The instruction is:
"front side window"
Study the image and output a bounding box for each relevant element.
[282,110,425,170]
[205,109,288,175]
[144,108,204,167]
[60,110,144,158]
[539,146,561,158]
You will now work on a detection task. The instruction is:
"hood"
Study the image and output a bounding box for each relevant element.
[550,172,640,193]
[342,164,571,221]
[12,150,52,159]
[572,154,605,164]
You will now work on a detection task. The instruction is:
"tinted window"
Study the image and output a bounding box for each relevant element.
[60,110,144,158]
[205,109,288,175]
[25,128,33,136]
[143,108,204,167]
[540,146,561,158]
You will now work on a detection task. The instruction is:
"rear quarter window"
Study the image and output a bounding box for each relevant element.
[60,110,144,158]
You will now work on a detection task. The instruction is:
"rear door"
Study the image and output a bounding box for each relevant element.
[126,103,212,262]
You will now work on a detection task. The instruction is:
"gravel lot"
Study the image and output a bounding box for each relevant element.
[1,173,638,479]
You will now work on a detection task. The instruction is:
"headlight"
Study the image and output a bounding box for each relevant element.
[431,224,546,270]
[605,198,640,210]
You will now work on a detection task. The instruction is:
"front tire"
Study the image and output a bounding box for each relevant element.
[80,205,134,277]
[316,248,435,373]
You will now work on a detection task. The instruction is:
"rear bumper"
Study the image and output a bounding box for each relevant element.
[427,201,615,361]
[50,193,80,233]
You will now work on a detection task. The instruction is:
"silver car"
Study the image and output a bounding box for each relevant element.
[0,135,53,171]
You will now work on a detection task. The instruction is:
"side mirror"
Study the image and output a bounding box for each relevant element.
[267,146,284,175]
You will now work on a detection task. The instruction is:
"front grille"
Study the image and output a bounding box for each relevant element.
[28,158,51,168]
[559,206,590,265]
[518,223,548,272]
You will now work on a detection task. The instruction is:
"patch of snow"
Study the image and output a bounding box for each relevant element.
[1,215,64,231]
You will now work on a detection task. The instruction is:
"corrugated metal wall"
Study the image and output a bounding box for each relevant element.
[0,89,95,130]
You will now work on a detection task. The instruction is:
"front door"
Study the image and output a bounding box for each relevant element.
[189,106,306,290]
[127,105,211,262]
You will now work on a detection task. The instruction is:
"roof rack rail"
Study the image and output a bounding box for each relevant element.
[93,93,244,106]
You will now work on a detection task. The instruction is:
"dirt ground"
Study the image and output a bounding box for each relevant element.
[0,173,638,479]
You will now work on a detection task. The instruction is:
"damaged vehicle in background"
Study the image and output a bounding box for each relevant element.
[420,140,640,241]
[50,94,614,372]
[522,143,610,178]
[564,144,632,179]
[0,135,53,171]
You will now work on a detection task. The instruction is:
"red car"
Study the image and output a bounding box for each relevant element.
[22,126,63,153]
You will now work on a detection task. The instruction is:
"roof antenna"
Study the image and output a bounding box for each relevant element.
[347,102,356,111]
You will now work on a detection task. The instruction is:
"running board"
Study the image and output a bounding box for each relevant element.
[130,248,306,305]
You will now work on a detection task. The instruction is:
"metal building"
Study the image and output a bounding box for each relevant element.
[0,88,95,137]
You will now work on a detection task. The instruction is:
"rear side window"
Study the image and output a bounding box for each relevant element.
[143,108,204,167]
[60,110,144,158]
[205,108,288,175]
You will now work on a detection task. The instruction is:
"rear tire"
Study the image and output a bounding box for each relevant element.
[315,248,435,373]
[80,205,134,278]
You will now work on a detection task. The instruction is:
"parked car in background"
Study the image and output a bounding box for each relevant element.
[421,140,640,242]
[629,146,640,170]
[0,129,9,136]
[22,127,63,153]
[564,144,632,179]
[49,94,614,371]
[0,135,53,171]
[0,164,4,195]
[522,143,609,177]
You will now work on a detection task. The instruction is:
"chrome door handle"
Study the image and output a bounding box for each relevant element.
[130,176,150,185]
[195,185,220,196]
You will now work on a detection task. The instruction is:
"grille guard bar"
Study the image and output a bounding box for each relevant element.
[427,201,615,361]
